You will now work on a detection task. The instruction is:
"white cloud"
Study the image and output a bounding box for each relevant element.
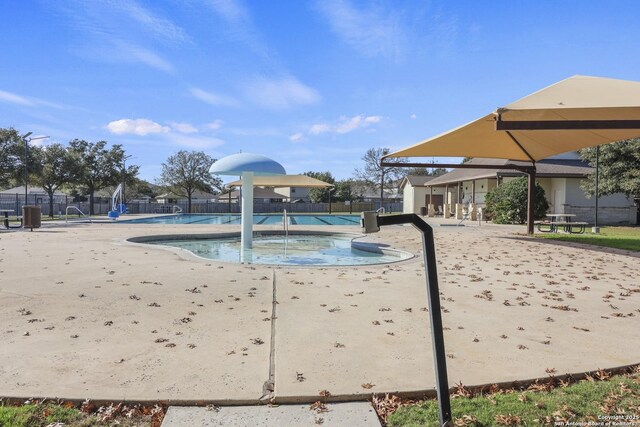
[0,89,34,106]
[114,41,174,73]
[410,113,417,119]
[309,114,382,136]
[242,76,321,110]
[190,87,240,107]
[0,89,65,109]
[309,123,331,135]
[315,0,406,59]
[289,132,304,142]
[170,122,199,134]
[51,1,185,72]
[106,118,170,136]
[113,0,190,44]
[206,119,224,130]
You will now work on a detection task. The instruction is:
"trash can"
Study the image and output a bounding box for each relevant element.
[420,206,427,216]
[22,205,42,231]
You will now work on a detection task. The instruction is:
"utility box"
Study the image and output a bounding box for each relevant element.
[22,205,41,231]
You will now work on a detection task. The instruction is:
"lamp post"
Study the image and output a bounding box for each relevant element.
[21,133,49,206]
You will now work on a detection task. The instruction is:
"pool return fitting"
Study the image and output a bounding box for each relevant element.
[361,212,452,427]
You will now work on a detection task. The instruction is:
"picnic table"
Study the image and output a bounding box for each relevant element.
[535,213,588,234]
[0,209,14,229]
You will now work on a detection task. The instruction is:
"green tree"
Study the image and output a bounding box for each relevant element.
[303,171,335,203]
[0,128,22,187]
[334,179,362,202]
[68,140,132,215]
[0,128,43,189]
[579,139,640,198]
[33,143,77,218]
[484,177,549,224]
[158,150,222,213]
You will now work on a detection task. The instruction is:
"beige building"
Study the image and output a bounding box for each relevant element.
[401,153,637,225]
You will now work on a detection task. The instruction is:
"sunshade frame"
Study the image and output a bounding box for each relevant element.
[382,75,640,234]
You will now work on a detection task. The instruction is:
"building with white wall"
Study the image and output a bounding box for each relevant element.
[401,153,637,225]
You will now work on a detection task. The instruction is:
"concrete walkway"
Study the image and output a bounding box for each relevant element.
[161,402,380,427]
[0,218,638,403]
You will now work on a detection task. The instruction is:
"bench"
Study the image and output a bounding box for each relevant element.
[534,220,554,232]
[560,221,589,234]
[535,220,588,234]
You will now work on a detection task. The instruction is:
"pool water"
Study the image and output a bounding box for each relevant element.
[135,233,412,266]
[122,213,360,226]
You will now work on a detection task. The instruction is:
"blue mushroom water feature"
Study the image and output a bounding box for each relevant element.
[209,153,286,262]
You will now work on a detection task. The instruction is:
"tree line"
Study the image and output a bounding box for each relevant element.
[0,127,222,216]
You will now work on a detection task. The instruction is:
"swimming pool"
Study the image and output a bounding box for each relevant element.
[128,231,413,266]
[122,213,361,226]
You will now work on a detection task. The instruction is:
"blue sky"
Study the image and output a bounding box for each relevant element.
[2,0,640,183]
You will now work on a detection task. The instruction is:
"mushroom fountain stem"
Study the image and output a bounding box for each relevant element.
[240,171,254,262]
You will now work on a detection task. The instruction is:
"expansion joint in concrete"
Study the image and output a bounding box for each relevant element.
[260,269,278,403]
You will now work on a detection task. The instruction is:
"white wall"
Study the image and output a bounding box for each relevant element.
[402,184,415,214]
[403,185,445,214]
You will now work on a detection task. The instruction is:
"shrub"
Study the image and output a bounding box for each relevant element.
[484,177,549,224]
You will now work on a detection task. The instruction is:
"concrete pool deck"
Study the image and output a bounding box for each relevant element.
[0,217,638,403]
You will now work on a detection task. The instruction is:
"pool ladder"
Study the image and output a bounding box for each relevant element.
[282,209,289,239]
[65,206,92,223]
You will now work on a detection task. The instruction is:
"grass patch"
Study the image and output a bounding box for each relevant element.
[0,402,163,427]
[384,372,640,426]
[536,226,640,251]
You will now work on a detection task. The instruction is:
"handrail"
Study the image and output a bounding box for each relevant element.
[283,209,289,239]
[111,183,123,212]
[172,205,183,214]
[65,206,92,223]
[377,207,386,214]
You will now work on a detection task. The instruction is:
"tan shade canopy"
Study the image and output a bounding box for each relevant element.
[226,174,333,188]
[385,75,640,162]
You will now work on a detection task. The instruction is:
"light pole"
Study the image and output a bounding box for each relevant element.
[21,133,49,206]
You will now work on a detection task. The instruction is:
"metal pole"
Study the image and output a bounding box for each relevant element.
[374,214,452,426]
[24,138,28,205]
[527,165,536,235]
[380,169,385,211]
[593,146,600,233]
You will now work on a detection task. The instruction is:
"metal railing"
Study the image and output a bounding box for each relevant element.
[172,205,183,214]
[377,207,386,214]
[65,206,92,223]
[283,209,289,239]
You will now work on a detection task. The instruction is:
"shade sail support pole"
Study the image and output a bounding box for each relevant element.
[527,165,536,235]
[504,131,535,163]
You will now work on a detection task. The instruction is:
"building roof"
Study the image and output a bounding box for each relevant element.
[0,186,68,196]
[156,189,218,200]
[226,174,333,188]
[399,175,437,189]
[217,187,285,200]
[426,157,593,186]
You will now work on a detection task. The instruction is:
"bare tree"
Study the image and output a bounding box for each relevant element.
[353,147,407,207]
